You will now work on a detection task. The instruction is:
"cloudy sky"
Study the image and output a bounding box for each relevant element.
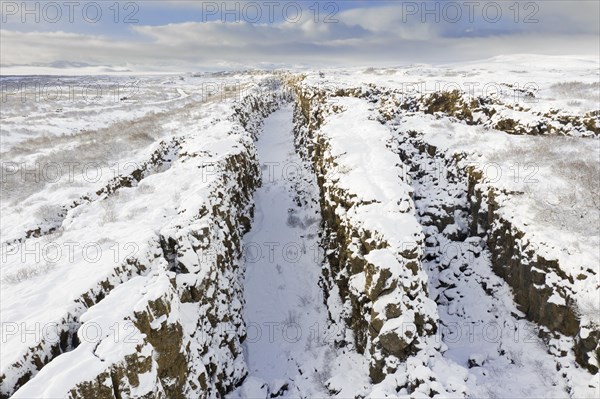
[1,0,599,72]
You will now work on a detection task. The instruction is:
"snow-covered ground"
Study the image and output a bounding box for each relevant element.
[1,56,598,398]
[1,77,281,398]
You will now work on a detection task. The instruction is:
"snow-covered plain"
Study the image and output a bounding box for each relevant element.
[1,56,599,398]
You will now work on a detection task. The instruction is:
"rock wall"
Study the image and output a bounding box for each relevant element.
[396,125,599,374]
[468,174,600,373]
[287,79,440,387]
[399,90,599,137]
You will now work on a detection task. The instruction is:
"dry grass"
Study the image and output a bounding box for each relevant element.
[2,262,56,285]
[490,136,600,236]
[550,81,600,102]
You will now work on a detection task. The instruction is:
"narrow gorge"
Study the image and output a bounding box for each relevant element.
[3,71,598,398]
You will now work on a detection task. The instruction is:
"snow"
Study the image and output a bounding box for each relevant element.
[2,55,599,398]
[233,105,334,397]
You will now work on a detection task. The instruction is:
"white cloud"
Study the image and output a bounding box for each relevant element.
[1,1,598,72]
